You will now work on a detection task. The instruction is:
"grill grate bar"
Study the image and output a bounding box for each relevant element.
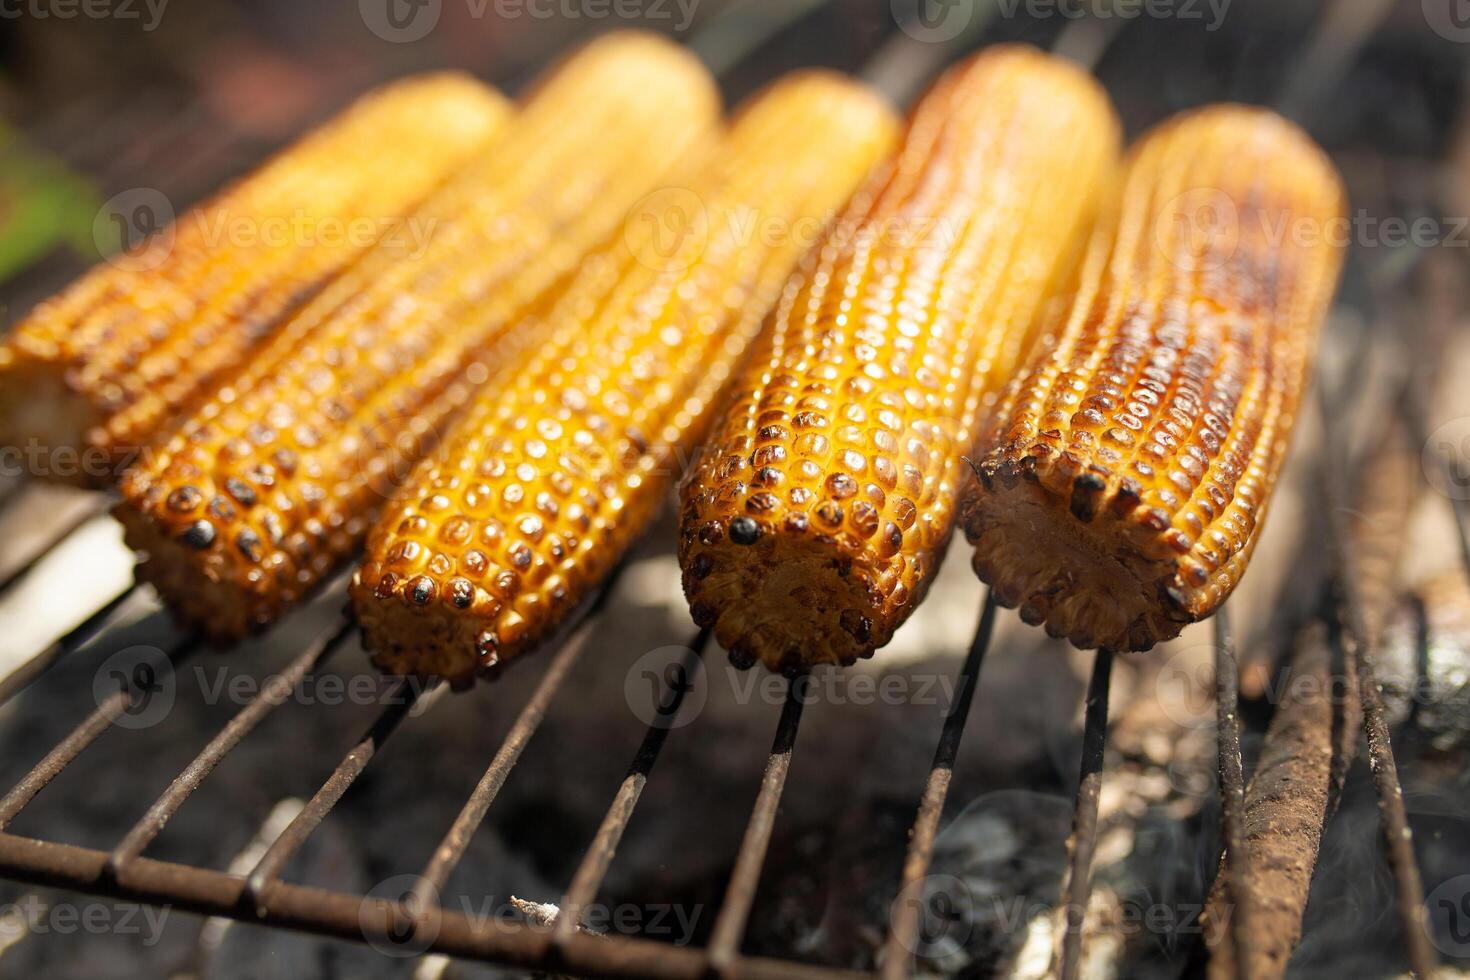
[0,496,110,597]
[105,620,356,875]
[707,676,806,975]
[0,831,868,980]
[554,628,711,946]
[1212,605,1255,977]
[0,583,137,709]
[0,637,201,830]
[410,625,589,910]
[1056,647,1113,980]
[878,590,997,980]
[243,674,432,906]
[1316,387,1437,977]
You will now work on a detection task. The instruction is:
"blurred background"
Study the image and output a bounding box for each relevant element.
[2,1,1470,978]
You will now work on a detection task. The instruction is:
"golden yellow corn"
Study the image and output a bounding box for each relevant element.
[961,106,1346,651]
[350,72,899,685]
[677,46,1120,672]
[114,32,720,641]
[0,73,511,487]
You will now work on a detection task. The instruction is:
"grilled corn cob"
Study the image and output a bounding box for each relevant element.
[352,72,899,685]
[961,106,1346,651]
[114,32,720,641]
[677,46,1120,671]
[0,74,511,487]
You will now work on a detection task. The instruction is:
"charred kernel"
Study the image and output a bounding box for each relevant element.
[235,529,264,562]
[508,543,532,570]
[746,493,779,513]
[753,466,783,487]
[698,521,725,546]
[689,552,715,579]
[690,601,720,627]
[815,500,843,527]
[166,486,202,513]
[181,519,216,549]
[783,512,809,534]
[825,473,858,499]
[752,445,787,468]
[728,644,757,669]
[224,477,257,508]
[849,501,880,537]
[262,512,285,544]
[448,577,475,609]
[729,516,763,545]
[408,575,437,606]
[838,608,872,644]
[373,572,400,600]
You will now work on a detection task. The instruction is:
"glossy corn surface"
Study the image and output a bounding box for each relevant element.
[677,46,1120,671]
[352,72,899,685]
[0,73,511,487]
[115,32,720,641]
[961,105,1346,651]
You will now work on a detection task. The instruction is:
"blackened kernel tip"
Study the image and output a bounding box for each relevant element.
[165,486,202,513]
[224,477,257,508]
[448,578,474,609]
[728,516,763,545]
[408,575,437,606]
[728,645,757,670]
[180,519,216,549]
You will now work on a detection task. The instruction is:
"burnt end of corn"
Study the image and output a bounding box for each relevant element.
[961,105,1347,652]
[114,32,722,643]
[0,73,512,487]
[352,71,899,686]
[678,45,1121,671]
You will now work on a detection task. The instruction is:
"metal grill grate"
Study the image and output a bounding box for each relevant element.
[0,2,1462,977]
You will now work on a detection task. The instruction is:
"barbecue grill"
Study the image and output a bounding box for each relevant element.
[0,1,1466,977]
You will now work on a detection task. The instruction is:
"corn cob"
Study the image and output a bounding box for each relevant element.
[961,106,1346,651]
[351,72,899,685]
[0,74,511,487]
[676,46,1120,672]
[114,32,720,641]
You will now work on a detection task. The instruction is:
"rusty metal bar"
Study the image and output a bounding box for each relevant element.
[879,591,996,980]
[243,675,432,908]
[105,620,355,876]
[0,637,201,830]
[553,628,711,947]
[707,676,806,976]
[1213,606,1255,977]
[0,584,138,709]
[0,831,866,980]
[1316,387,1437,977]
[1057,646,1113,980]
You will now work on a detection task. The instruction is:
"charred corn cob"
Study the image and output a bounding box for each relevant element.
[677,46,1120,672]
[0,74,511,487]
[114,32,720,641]
[961,106,1346,651]
[351,72,899,685]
